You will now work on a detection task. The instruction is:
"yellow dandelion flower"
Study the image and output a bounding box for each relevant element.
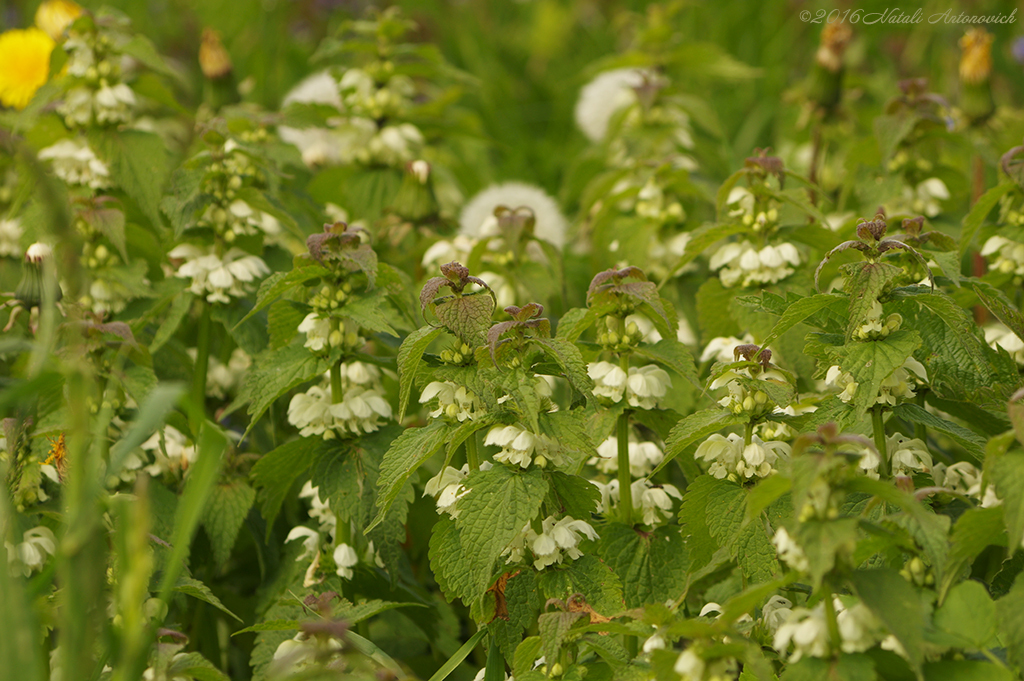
[35,0,84,41]
[0,28,55,110]
[199,27,233,79]
[960,28,993,85]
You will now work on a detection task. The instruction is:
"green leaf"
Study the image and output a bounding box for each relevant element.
[546,471,600,518]
[535,555,624,616]
[251,437,330,534]
[837,330,921,417]
[849,569,924,673]
[537,610,585,667]
[151,290,194,353]
[555,307,591,342]
[597,523,689,608]
[795,518,858,588]
[996,573,1024,673]
[973,283,1024,350]
[368,421,449,532]
[239,264,331,326]
[232,619,300,635]
[268,300,306,350]
[343,292,399,337]
[782,654,876,681]
[911,290,990,377]
[940,507,1006,601]
[992,453,1024,558]
[844,262,904,340]
[874,112,920,162]
[537,411,596,471]
[655,407,747,477]
[734,518,781,584]
[759,293,848,350]
[120,34,178,79]
[90,129,170,229]
[513,637,544,678]
[166,652,229,681]
[960,181,1016,257]
[200,481,255,568]
[632,339,700,389]
[241,343,329,432]
[173,576,242,622]
[426,629,487,681]
[434,291,495,346]
[679,475,723,570]
[397,326,444,421]
[892,403,985,463]
[922,661,1013,681]
[532,337,594,397]
[211,299,269,357]
[932,580,996,649]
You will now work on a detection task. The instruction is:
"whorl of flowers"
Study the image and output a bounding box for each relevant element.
[419,381,485,422]
[825,356,927,407]
[588,361,671,410]
[590,433,664,477]
[484,423,558,469]
[502,515,599,570]
[981,236,1024,276]
[38,139,111,189]
[695,432,790,481]
[459,182,568,248]
[287,365,392,440]
[709,240,801,288]
[168,244,270,304]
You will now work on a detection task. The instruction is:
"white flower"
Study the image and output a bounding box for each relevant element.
[695,432,786,480]
[642,631,666,653]
[932,461,981,495]
[761,596,793,635]
[986,324,1024,365]
[422,235,476,269]
[419,381,484,422]
[632,479,682,525]
[700,334,755,363]
[6,526,56,577]
[0,218,23,257]
[299,481,336,537]
[837,600,883,653]
[709,240,801,288]
[908,178,950,217]
[574,68,651,142]
[424,465,470,517]
[206,348,251,399]
[168,244,269,304]
[626,365,671,409]
[825,365,859,403]
[485,424,555,468]
[982,236,1024,276]
[774,604,830,661]
[772,527,809,572]
[282,70,343,108]
[38,139,110,189]
[298,313,331,351]
[285,526,320,563]
[141,426,197,476]
[590,434,664,477]
[328,385,392,435]
[887,434,932,476]
[288,386,334,438]
[333,543,359,580]
[93,83,137,124]
[695,433,743,479]
[530,515,599,569]
[673,649,705,681]
[459,182,568,248]
[588,361,627,402]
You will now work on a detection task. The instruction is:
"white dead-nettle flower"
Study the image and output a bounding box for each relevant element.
[6,526,57,577]
[694,432,789,480]
[224,199,281,236]
[931,461,982,497]
[772,527,809,572]
[285,526,320,564]
[485,424,557,469]
[422,235,476,269]
[168,244,269,304]
[773,603,831,661]
[93,83,137,124]
[278,71,346,167]
[574,68,651,142]
[459,182,568,248]
[632,479,683,525]
[58,87,94,127]
[410,159,430,184]
[420,381,485,422]
[982,236,1024,276]
[887,434,933,476]
[529,515,599,569]
[836,599,884,653]
[985,323,1024,365]
[64,36,95,77]
[590,434,664,477]
[0,218,24,257]
[206,347,251,399]
[365,123,423,166]
[424,465,469,517]
[141,426,196,476]
[298,481,337,538]
[287,382,391,439]
[587,362,671,409]
[673,649,705,681]
[38,139,111,189]
[588,361,628,401]
[825,356,927,407]
[709,240,801,288]
[283,70,343,108]
[333,543,359,580]
[297,313,330,351]
[699,334,755,364]
[761,595,793,635]
[903,178,950,218]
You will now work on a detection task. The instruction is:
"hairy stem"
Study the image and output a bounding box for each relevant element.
[823,588,842,654]
[192,301,212,411]
[872,406,889,479]
[330,362,343,404]
[744,421,754,448]
[617,411,633,526]
[466,432,480,472]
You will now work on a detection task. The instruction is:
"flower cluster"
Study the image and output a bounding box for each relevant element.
[287,363,392,439]
[503,515,599,570]
[825,356,927,407]
[419,381,485,422]
[854,433,933,479]
[5,526,57,577]
[140,426,196,477]
[850,300,903,341]
[709,240,801,288]
[588,362,671,409]
[695,432,791,481]
[982,236,1024,277]
[38,139,111,189]
[590,433,664,477]
[168,244,270,304]
[594,478,682,526]
[774,596,894,661]
[484,423,558,469]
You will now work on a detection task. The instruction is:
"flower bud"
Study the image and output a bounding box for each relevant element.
[329,330,343,347]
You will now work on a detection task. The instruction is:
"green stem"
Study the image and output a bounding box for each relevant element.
[872,406,889,479]
[617,411,633,526]
[330,362,343,404]
[466,432,480,472]
[192,301,212,411]
[822,588,841,655]
[914,391,927,441]
[744,421,754,448]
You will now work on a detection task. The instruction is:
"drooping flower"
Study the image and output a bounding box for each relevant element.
[985,323,1024,365]
[709,240,801,288]
[772,527,809,572]
[529,515,599,569]
[5,526,57,577]
[168,244,269,304]
[419,381,484,422]
[981,236,1024,276]
[0,28,54,110]
[485,423,557,469]
[140,426,197,476]
[588,361,628,402]
[590,434,664,477]
[333,543,359,580]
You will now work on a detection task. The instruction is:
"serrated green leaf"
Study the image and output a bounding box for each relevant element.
[597,523,688,607]
[211,299,268,357]
[922,661,1013,681]
[632,338,700,389]
[849,569,924,673]
[655,408,747,477]
[960,182,1016,257]
[546,471,600,519]
[532,337,594,397]
[734,518,780,584]
[251,437,330,535]
[90,129,169,229]
[555,307,591,342]
[759,293,847,350]
[679,475,723,570]
[343,291,399,336]
[535,555,624,616]
[239,264,331,326]
[397,326,444,421]
[795,518,857,588]
[973,282,1024,350]
[368,421,448,532]
[166,652,229,681]
[120,34,178,79]
[537,410,595,471]
[993,453,1024,558]
[434,292,495,346]
[892,403,985,463]
[837,330,921,417]
[200,481,255,568]
[943,507,1011,601]
[844,262,904,341]
[932,580,996,649]
[705,479,746,546]
[996,573,1024,673]
[268,300,306,350]
[174,576,242,622]
[242,343,329,432]
[537,610,585,667]
[696,278,741,340]
[513,637,544,678]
